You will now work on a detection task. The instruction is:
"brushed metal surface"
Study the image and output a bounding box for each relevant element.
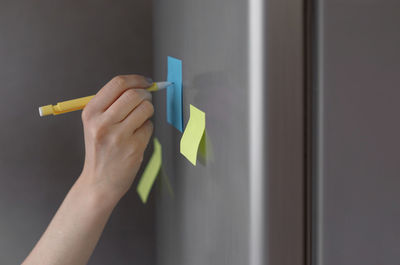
[313,1,400,264]
[154,1,306,265]
[154,1,249,264]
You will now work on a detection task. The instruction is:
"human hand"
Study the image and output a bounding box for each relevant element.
[22,75,154,265]
[79,75,154,202]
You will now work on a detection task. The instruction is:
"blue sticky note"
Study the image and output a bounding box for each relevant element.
[167,56,183,132]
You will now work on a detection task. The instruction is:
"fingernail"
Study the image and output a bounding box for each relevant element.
[145,77,153,85]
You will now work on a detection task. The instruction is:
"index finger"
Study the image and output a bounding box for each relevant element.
[85,75,152,115]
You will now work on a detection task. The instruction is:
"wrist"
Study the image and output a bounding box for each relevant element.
[71,174,121,213]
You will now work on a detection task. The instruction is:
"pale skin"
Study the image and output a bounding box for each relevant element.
[22,75,155,265]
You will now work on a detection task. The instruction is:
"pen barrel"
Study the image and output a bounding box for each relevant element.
[53,95,95,115]
[39,82,170,117]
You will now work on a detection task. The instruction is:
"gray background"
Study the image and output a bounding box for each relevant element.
[0,1,155,264]
[314,0,400,264]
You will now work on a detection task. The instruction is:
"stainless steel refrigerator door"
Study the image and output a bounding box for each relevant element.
[153,0,306,265]
[313,1,400,264]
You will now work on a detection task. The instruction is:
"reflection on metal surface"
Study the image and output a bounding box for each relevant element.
[197,131,214,166]
[248,0,265,264]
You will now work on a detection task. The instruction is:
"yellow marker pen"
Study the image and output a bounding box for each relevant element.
[39,81,172,117]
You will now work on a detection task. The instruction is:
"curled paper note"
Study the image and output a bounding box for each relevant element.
[180,105,206,166]
[137,138,162,203]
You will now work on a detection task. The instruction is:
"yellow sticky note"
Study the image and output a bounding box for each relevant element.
[180,105,206,165]
[137,138,162,203]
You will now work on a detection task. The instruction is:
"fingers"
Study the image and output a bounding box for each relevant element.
[104,89,152,123]
[85,75,152,115]
[122,100,154,134]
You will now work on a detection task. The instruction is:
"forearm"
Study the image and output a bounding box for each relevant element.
[22,175,119,265]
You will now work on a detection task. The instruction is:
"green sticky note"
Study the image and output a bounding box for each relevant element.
[180,105,206,166]
[137,138,162,203]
